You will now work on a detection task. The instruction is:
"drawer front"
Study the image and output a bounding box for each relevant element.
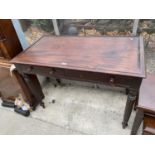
[62,69,128,87]
[144,114,155,129]
[15,64,140,88]
[16,64,65,77]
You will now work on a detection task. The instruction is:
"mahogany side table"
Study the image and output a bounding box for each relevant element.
[11,36,146,128]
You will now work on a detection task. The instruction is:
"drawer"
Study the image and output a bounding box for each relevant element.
[15,64,140,88]
[16,64,119,84]
[62,69,140,88]
[15,64,65,77]
[144,114,155,130]
[63,69,117,85]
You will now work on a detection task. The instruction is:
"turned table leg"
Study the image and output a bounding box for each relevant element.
[131,109,144,135]
[122,90,137,128]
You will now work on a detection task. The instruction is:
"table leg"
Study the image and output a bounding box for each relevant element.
[131,109,144,135]
[12,70,37,109]
[22,73,45,109]
[133,94,139,111]
[122,90,137,128]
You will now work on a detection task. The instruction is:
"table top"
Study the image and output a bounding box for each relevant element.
[11,36,146,77]
[139,74,155,113]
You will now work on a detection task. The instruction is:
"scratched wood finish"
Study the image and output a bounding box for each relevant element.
[11,36,145,78]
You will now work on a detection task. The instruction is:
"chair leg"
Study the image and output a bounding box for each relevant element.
[131,109,144,135]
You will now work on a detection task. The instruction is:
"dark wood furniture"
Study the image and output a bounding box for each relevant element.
[131,74,155,135]
[0,20,22,59]
[11,36,146,127]
[0,59,20,101]
[0,19,42,105]
[0,19,22,102]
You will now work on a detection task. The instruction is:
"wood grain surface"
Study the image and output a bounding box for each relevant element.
[11,36,145,77]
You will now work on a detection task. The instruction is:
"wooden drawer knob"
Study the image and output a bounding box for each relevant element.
[26,66,33,72]
[49,69,55,75]
[49,70,53,75]
[109,77,115,84]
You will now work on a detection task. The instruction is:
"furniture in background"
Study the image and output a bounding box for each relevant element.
[11,36,146,127]
[0,19,44,107]
[0,19,22,102]
[0,59,20,101]
[131,74,155,135]
[0,20,22,59]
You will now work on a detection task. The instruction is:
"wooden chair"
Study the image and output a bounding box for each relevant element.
[131,74,155,135]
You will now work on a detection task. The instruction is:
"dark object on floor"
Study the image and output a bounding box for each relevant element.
[52,99,56,104]
[131,74,155,135]
[14,106,30,117]
[1,100,15,108]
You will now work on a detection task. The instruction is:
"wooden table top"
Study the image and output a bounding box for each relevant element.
[11,36,146,77]
[139,74,155,113]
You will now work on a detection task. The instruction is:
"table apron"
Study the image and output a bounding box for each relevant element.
[15,64,142,90]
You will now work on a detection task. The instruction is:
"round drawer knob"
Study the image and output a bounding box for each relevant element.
[49,69,55,75]
[109,77,115,84]
[49,71,53,75]
[26,66,33,72]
